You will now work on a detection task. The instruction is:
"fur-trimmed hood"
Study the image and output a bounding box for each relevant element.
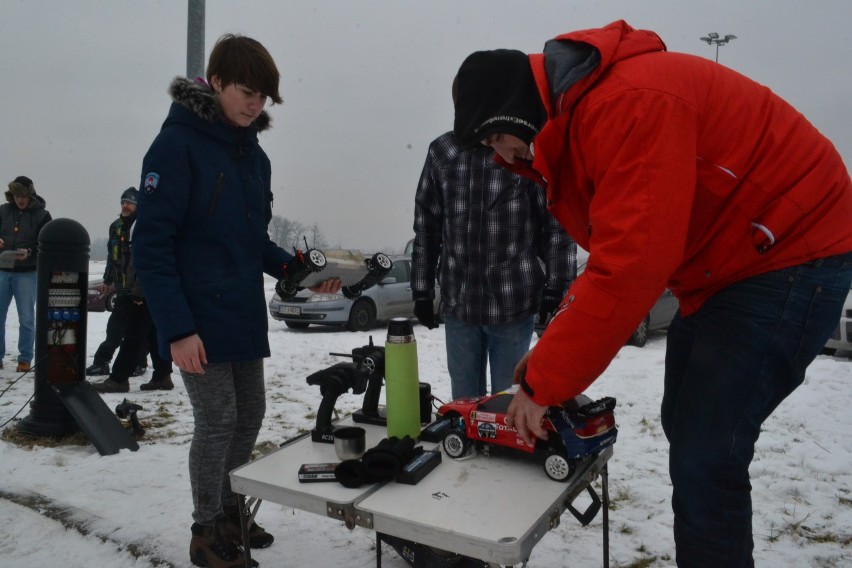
[4,190,46,209]
[168,76,272,132]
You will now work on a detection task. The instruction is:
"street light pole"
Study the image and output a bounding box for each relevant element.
[187,0,206,79]
[699,32,737,63]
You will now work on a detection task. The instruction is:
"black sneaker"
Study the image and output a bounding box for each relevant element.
[85,363,110,376]
[132,365,148,377]
[90,378,130,393]
[222,505,275,549]
[190,519,258,568]
[140,375,174,391]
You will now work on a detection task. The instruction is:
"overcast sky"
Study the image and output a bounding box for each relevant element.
[2,1,850,252]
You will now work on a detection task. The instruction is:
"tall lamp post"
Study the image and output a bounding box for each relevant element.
[699,32,737,62]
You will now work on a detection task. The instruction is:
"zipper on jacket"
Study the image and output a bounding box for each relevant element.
[208,172,224,215]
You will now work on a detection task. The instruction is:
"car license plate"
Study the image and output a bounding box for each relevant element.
[279,306,300,316]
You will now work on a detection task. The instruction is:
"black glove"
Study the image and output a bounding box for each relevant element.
[361,436,423,481]
[539,290,562,324]
[414,299,438,329]
[335,459,371,488]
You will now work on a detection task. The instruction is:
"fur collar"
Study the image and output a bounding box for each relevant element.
[168,77,271,132]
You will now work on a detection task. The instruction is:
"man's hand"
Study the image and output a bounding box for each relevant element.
[413,299,438,329]
[171,334,207,374]
[506,388,548,445]
[308,277,342,294]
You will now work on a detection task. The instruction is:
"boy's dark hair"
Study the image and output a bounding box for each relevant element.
[206,34,283,104]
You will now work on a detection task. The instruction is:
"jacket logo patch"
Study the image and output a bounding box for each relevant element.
[143,172,160,195]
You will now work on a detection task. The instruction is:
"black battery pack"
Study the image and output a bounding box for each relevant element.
[419,417,454,443]
[396,450,442,485]
[297,462,339,483]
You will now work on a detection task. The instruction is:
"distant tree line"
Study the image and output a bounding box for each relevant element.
[88,215,328,261]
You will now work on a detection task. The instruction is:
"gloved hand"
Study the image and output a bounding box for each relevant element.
[414,299,438,329]
[539,290,562,325]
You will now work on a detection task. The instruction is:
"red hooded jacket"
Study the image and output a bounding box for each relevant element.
[517,21,852,406]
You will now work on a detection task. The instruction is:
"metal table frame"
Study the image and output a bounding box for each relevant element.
[231,418,611,567]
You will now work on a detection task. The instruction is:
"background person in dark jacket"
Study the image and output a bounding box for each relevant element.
[90,213,173,393]
[86,187,148,377]
[133,34,340,567]
[0,176,51,372]
[411,131,575,399]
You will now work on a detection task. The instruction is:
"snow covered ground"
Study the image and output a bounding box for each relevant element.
[0,262,850,567]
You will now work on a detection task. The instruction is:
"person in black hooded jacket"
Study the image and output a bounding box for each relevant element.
[0,176,51,372]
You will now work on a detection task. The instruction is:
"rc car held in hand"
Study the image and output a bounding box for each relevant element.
[341,252,393,300]
[275,245,328,301]
[436,386,617,481]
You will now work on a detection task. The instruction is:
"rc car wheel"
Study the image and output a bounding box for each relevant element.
[627,315,650,347]
[442,430,470,458]
[346,299,376,331]
[307,249,327,270]
[372,252,392,271]
[543,451,573,482]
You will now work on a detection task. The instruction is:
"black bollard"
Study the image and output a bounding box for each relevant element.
[18,218,90,437]
[17,218,137,454]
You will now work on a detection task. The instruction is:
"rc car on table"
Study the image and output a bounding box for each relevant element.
[436,386,617,481]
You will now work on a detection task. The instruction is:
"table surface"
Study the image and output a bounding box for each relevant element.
[230,417,611,565]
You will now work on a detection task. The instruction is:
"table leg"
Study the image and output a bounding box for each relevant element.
[601,464,610,568]
[376,532,382,568]
[238,496,253,568]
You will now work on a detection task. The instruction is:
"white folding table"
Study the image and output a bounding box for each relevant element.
[230,417,612,567]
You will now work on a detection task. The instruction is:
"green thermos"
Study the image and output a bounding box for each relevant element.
[385,318,421,439]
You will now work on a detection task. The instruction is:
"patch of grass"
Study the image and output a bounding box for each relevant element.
[768,512,851,545]
[608,483,632,511]
[618,523,634,535]
[619,556,657,568]
[253,440,279,457]
[1,425,89,448]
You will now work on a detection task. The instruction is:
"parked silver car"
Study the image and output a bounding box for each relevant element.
[268,255,440,331]
[535,254,679,347]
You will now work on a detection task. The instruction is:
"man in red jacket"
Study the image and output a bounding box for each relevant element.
[452,20,852,567]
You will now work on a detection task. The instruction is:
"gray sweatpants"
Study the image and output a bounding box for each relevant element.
[182,359,266,526]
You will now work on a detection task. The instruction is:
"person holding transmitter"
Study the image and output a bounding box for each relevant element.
[451,20,852,567]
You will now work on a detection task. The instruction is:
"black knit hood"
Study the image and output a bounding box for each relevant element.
[453,50,547,149]
[168,76,272,132]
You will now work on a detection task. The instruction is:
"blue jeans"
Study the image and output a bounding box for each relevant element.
[0,270,37,363]
[662,253,852,567]
[444,314,535,399]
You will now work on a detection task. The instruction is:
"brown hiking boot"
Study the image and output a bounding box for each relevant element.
[190,519,258,568]
[223,505,275,549]
[16,361,31,373]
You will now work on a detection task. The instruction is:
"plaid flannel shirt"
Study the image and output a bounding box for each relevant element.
[411,132,576,325]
